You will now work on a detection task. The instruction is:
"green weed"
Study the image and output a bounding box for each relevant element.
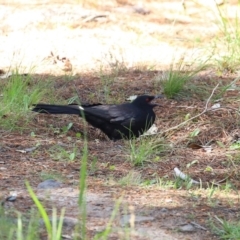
[39,171,65,182]
[127,136,166,166]
[210,216,240,240]
[0,72,47,130]
[26,182,65,240]
[214,4,240,72]
[76,116,88,240]
[48,145,79,162]
[119,171,142,186]
[155,58,205,98]
[93,197,122,240]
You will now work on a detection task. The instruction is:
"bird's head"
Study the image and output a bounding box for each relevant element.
[131,95,163,107]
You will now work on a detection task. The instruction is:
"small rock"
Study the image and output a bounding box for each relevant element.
[160,208,168,213]
[6,191,18,202]
[37,179,63,189]
[6,195,17,202]
[63,217,78,228]
[179,224,196,232]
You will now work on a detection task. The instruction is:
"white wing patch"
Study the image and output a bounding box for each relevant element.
[79,106,84,110]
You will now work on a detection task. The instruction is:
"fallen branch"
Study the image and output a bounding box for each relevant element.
[82,15,107,23]
[160,83,219,135]
[190,221,207,231]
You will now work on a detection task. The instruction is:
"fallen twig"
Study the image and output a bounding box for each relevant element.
[160,84,219,135]
[82,15,107,23]
[190,221,207,231]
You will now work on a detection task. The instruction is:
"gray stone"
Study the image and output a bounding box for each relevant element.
[178,224,196,232]
[37,179,63,189]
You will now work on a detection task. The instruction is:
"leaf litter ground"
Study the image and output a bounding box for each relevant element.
[1,71,240,239]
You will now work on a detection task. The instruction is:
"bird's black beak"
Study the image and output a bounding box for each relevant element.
[154,94,164,99]
[151,94,164,107]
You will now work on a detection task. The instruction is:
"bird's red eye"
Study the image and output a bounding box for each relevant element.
[146,98,150,102]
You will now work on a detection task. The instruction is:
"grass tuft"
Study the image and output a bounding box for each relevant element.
[210,216,240,240]
[127,136,166,166]
[0,72,47,130]
[213,4,240,72]
[155,58,206,99]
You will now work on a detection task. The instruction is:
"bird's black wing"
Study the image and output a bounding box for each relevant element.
[83,104,136,125]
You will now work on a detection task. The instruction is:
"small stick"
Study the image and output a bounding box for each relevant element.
[190,221,207,231]
[160,84,219,135]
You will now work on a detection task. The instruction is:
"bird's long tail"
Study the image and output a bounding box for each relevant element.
[32,104,81,115]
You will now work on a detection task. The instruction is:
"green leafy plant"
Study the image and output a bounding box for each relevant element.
[49,145,78,162]
[230,140,240,150]
[61,122,73,134]
[189,128,201,138]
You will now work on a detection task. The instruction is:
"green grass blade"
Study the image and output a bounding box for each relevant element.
[25,181,52,239]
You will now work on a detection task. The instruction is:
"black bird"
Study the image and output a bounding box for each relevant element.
[32,95,161,140]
